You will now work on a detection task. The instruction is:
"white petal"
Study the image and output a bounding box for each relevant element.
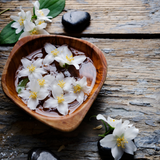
[10,15,19,21]
[21,58,31,68]
[33,58,43,67]
[26,11,32,20]
[33,1,40,9]
[11,22,20,29]
[64,93,76,103]
[16,26,23,34]
[35,68,47,75]
[96,114,107,122]
[52,84,63,98]
[111,145,124,160]
[76,91,84,104]
[43,98,57,109]
[18,68,30,78]
[100,134,116,148]
[28,98,38,110]
[124,127,139,140]
[38,29,50,35]
[37,89,49,100]
[72,62,79,70]
[19,31,30,40]
[113,122,124,137]
[18,89,30,99]
[30,79,40,92]
[73,55,86,64]
[24,19,35,31]
[124,140,137,155]
[44,43,56,54]
[43,54,54,65]
[41,9,50,16]
[57,103,68,115]
[36,22,47,30]
[56,72,64,81]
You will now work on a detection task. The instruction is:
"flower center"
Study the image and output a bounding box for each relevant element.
[27,64,36,72]
[38,78,45,87]
[116,136,128,149]
[29,91,38,99]
[51,49,59,56]
[18,17,24,26]
[38,10,44,16]
[58,80,66,88]
[66,54,74,62]
[38,20,45,25]
[30,28,39,35]
[74,84,82,93]
[57,95,64,103]
[110,119,115,122]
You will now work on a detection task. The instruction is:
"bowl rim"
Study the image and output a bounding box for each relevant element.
[1,35,107,132]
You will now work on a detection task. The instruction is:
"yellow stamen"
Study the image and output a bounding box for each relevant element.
[66,54,74,62]
[30,28,39,35]
[38,10,44,16]
[29,91,37,99]
[18,17,24,26]
[38,20,44,25]
[110,119,115,122]
[116,136,128,149]
[51,49,59,56]
[58,80,66,88]
[38,78,45,87]
[57,95,64,103]
[74,84,82,93]
[27,64,36,72]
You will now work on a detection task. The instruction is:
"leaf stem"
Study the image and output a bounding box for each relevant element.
[0,8,10,15]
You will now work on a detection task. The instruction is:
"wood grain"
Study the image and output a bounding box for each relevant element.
[0,0,160,35]
[0,38,160,159]
[1,35,107,132]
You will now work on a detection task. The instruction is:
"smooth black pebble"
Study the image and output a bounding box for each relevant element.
[97,139,134,160]
[62,11,90,32]
[28,148,61,160]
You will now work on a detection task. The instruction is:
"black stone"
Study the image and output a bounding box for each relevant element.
[97,139,134,160]
[28,148,61,160]
[62,11,90,32]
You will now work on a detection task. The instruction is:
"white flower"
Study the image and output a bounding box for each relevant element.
[33,1,52,22]
[43,43,63,65]
[100,121,139,160]
[96,114,122,128]
[51,73,73,96]
[18,79,49,110]
[43,85,76,115]
[18,58,47,80]
[10,7,32,34]
[72,77,91,104]
[54,45,86,69]
[19,19,49,40]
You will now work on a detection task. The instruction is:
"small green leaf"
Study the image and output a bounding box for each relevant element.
[17,78,29,94]
[0,21,23,45]
[39,0,65,18]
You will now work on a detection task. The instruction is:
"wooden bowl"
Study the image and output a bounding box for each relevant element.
[1,35,107,132]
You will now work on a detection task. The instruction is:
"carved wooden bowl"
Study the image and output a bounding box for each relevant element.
[1,35,107,132]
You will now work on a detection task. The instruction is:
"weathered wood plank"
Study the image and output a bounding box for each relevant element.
[0,39,160,159]
[0,0,160,35]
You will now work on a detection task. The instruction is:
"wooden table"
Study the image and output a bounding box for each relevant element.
[0,0,160,159]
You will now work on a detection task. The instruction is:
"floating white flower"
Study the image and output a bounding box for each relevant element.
[43,85,76,115]
[10,7,32,34]
[51,73,73,96]
[54,45,86,69]
[19,19,49,39]
[33,1,52,22]
[72,77,91,104]
[18,79,49,110]
[100,121,139,160]
[43,43,63,65]
[18,58,47,80]
[96,114,122,128]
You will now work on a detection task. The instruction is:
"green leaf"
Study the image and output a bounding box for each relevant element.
[0,21,23,45]
[17,78,29,94]
[39,0,65,18]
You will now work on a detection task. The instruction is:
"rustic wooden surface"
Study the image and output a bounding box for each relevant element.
[0,0,160,160]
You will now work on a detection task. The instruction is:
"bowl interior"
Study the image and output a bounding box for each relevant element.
[2,35,107,132]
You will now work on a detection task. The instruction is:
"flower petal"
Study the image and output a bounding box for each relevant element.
[18,68,30,78]
[43,54,54,65]
[96,114,107,122]
[124,140,137,155]
[73,55,86,64]
[56,72,64,81]
[33,1,40,10]
[33,58,43,68]
[10,15,19,21]
[52,84,63,98]
[100,134,116,148]
[76,91,84,104]
[38,89,49,100]
[124,127,139,140]
[44,43,56,55]
[38,29,50,35]
[21,58,32,68]
[19,31,30,40]
[111,145,124,160]
[28,98,38,110]
[64,93,76,103]
[43,97,57,109]
[57,103,68,115]
[41,9,50,16]
[18,89,30,99]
